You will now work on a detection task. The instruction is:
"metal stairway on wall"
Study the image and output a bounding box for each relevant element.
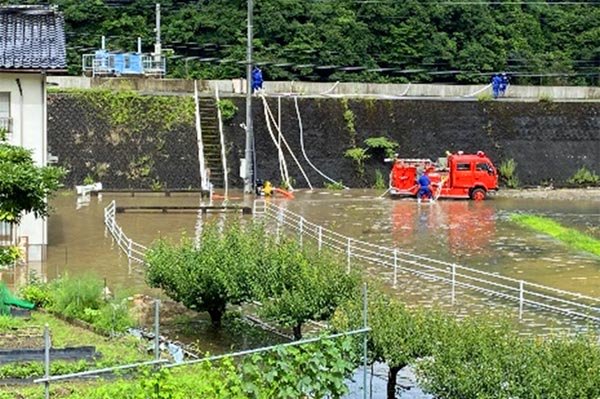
[198,97,224,188]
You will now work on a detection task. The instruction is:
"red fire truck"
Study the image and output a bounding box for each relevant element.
[389,151,499,200]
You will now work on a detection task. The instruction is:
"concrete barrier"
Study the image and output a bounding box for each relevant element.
[46,76,600,100]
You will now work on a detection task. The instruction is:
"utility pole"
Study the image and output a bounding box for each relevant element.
[244,0,254,193]
[154,3,161,61]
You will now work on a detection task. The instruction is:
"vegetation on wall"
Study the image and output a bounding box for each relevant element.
[341,99,357,147]
[364,136,399,159]
[567,166,599,186]
[373,169,386,190]
[344,147,370,178]
[216,99,239,122]
[498,158,520,188]
[65,89,195,132]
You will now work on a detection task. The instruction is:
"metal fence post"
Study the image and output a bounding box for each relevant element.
[362,283,368,399]
[128,239,133,265]
[393,249,398,288]
[299,217,304,247]
[451,264,456,305]
[44,324,50,399]
[154,300,160,360]
[318,226,323,251]
[154,299,161,397]
[346,238,352,273]
[519,281,524,320]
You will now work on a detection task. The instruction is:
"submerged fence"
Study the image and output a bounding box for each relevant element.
[104,200,600,324]
[254,200,600,324]
[104,200,147,265]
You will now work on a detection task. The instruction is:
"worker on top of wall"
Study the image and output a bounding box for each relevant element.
[252,66,264,93]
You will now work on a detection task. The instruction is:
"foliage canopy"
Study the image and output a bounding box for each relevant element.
[0,143,65,224]
[11,0,598,85]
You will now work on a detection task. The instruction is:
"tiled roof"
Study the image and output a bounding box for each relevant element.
[0,6,67,71]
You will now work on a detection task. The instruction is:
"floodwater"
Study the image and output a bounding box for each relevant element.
[3,189,599,308]
[1,189,598,398]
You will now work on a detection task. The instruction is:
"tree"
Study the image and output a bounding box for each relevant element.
[0,139,65,224]
[145,223,264,327]
[257,240,360,340]
[333,291,450,399]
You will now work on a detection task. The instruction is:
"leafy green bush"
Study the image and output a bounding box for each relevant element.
[477,92,493,102]
[364,136,399,159]
[324,180,344,190]
[567,166,600,186]
[20,283,53,308]
[94,300,134,335]
[146,224,268,326]
[373,169,386,189]
[49,275,103,320]
[0,246,22,268]
[417,316,600,399]
[83,174,95,185]
[217,99,239,122]
[498,158,520,188]
[344,147,370,177]
[259,241,360,339]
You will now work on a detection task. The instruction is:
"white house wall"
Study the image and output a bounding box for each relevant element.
[0,73,47,261]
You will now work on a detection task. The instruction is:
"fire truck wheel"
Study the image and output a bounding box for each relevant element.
[470,188,487,201]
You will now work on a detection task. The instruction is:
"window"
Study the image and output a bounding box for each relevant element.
[124,55,130,69]
[476,163,491,172]
[456,163,471,171]
[0,93,9,118]
[0,93,10,136]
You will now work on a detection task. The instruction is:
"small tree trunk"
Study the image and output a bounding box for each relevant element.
[207,307,224,327]
[387,365,401,399]
[293,323,302,340]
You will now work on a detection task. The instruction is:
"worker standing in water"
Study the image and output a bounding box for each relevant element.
[263,180,273,196]
[417,169,433,203]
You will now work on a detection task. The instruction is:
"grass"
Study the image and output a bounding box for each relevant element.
[0,311,150,384]
[510,214,600,257]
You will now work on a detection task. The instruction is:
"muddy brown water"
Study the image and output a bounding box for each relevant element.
[1,190,599,340]
[1,190,598,398]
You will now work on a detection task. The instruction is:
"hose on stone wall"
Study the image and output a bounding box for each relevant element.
[261,95,314,190]
[294,97,349,189]
[462,83,492,98]
[261,96,293,191]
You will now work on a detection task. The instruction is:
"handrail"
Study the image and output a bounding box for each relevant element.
[104,201,147,265]
[258,200,600,324]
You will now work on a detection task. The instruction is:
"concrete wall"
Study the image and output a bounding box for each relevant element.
[0,73,47,261]
[47,93,600,191]
[224,98,600,189]
[48,76,600,100]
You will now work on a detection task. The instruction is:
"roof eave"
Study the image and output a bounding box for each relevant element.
[0,68,68,75]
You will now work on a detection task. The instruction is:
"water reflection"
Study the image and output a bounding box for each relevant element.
[391,201,496,258]
[1,189,598,312]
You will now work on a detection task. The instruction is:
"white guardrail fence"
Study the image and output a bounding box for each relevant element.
[254,200,600,324]
[104,201,147,265]
[105,200,600,324]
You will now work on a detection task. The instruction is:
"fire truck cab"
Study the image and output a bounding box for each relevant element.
[389,151,498,200]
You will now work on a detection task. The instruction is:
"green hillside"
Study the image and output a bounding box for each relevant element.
[3,0,598,85]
